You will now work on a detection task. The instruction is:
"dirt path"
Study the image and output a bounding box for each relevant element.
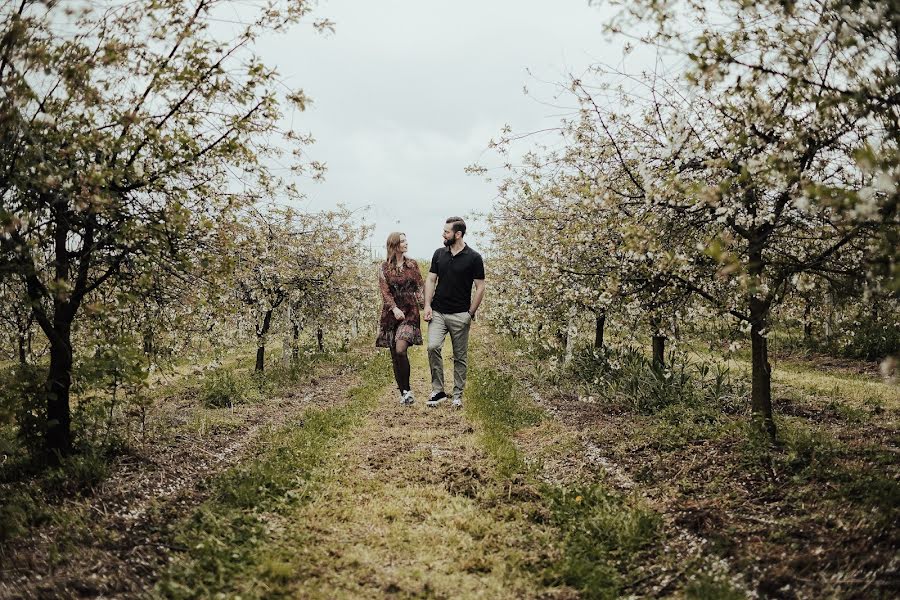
[0,353,362,599]
[259,345,565,599]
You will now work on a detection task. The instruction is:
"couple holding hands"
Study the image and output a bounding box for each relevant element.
[376,217,486,408]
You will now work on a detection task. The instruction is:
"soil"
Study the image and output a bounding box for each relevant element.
[513,360,899,599]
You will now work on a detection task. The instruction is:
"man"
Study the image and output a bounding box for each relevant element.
[423,217,486,409]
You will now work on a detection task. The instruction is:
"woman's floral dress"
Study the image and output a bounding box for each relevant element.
[376,257,424,348]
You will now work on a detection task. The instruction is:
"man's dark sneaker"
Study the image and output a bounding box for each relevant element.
[426,391,447,407]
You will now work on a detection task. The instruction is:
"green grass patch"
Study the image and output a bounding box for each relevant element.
[465,363,661,599]
[154,350,392,599]
[684,572,747,600]
[541,485,660,599]
[466,367,544,478]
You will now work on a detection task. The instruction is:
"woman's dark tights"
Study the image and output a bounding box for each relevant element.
[390,339,410,392]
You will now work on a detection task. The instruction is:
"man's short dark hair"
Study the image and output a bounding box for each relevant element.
[446,216,466,236]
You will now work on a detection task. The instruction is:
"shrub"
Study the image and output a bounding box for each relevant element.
[814,318,900,361]
[200,368,249,408]
[0,364,49,459]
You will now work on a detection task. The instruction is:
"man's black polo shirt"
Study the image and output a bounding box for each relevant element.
[430,244,485,314]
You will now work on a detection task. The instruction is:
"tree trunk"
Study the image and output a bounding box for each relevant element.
[750,299,776,440]
[652,335,665,369]
[255,345,265,372]
[563,305,578,366]
[46,322,74,459]
[803,299,812,341]
[18,332,27,364]
[594,312,606,349]
[650,317,665,368]
[824,291,834,340]
[292,322,300,362]
[255,309,274,372]
[143,329,154,356]
[316,327,324,352]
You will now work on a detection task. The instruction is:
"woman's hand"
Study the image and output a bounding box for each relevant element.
[392,307,405,321]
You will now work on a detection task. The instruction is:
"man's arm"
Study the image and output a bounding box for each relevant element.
[423,272,438,321]
[469,279,485,317]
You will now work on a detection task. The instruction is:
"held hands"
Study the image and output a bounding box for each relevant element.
[392,307,405,321]
[423,306,432,322]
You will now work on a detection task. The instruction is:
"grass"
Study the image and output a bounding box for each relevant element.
[538,332,896,597]
[464,347,663,600]
[0,338,360,555]
[684,572,748,600]
[466,367,544,478]
[539,485,660,599]
[470,323,900,597]
[156,341,570,599]
[689,349,900,410]
[769,417,900,521]
[153,350,392,599]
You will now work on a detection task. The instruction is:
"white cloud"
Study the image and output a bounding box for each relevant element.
[247,0,655,260]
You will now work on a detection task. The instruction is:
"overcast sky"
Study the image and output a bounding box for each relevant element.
[253,0,640,261]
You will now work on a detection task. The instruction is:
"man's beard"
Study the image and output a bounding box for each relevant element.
[443,236,454,248]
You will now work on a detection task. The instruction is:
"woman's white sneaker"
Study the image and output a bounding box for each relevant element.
[401,390,415,405]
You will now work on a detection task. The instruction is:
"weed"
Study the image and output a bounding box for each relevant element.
[684,572,747,600]
[568,346,748,415]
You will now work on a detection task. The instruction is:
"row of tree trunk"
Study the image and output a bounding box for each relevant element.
[569,307,775,438]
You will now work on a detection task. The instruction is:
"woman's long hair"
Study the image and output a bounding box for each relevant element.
[386,232,405,270]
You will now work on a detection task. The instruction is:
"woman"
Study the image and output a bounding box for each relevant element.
[377,232,424,404]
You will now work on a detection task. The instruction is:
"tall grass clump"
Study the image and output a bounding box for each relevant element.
[199,367,252,408]
[568,346,748,415]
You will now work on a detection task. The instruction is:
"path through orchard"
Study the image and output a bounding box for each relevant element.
[150,332,743,599]
[3,332,749,599]
[258,345,562,599]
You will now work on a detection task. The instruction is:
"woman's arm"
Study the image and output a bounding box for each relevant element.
[377,264,395,310]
